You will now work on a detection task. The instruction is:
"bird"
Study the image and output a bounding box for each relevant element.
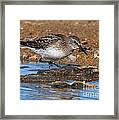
[20,34,87,67]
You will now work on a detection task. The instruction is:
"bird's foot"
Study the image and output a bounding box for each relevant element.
[39,59,62,69]
[48,61,61,69]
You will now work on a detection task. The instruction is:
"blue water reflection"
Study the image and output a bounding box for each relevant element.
[20,63,99,100]
[20,62,64,75]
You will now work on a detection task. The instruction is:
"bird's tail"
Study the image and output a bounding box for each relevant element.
[20,41,28,46]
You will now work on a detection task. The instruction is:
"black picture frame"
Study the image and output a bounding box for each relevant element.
[0,0,118,119]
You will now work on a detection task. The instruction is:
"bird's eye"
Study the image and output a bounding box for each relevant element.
[74,40,77,43]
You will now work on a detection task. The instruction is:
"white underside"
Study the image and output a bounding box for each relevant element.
[21,46,66,59]
[38,47,66,59]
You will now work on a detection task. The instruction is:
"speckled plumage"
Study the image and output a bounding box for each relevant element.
[20,34,87,61]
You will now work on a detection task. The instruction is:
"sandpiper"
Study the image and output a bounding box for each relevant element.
[20,34,87,66]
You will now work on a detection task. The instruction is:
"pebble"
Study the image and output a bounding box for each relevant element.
[20,20,99,66]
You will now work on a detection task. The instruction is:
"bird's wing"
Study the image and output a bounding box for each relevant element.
[20,34,65,49]
[20,38,45,49]
[40,34,65,43]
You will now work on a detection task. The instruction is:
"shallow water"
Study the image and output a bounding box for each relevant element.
[20,62,65,75]
[20,62,99,100]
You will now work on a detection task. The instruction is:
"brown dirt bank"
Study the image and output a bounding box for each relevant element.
[20,20,99,67]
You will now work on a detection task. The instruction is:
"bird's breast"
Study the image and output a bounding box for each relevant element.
[43,47,67,59]
[33,46,68,60]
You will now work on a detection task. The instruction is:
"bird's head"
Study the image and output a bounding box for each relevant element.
[68,36,87,55]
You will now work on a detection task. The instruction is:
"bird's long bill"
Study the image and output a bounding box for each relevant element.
[79,45,87,55]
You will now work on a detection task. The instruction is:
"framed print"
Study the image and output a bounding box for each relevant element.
[0,0,119,119]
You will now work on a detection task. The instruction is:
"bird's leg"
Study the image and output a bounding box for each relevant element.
[53,62,62,68]
[39,59,51,69]
[39,59,61,69]
[48,61,53,69]
[48,61,61,68]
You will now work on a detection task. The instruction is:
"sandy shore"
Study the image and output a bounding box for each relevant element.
[20,20,99,67]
